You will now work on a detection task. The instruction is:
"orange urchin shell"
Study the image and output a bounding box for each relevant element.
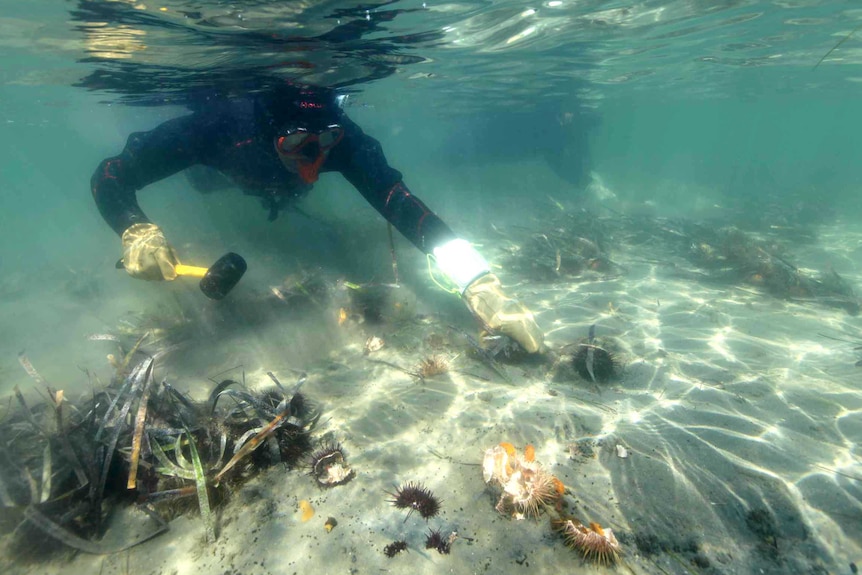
[507,464,560,518]
[557,519,621,565]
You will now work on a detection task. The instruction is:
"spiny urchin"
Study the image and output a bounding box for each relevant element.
[387,481,441,520]
[383,540,408,557]
[556,519,621,565]
[572,343,618,383]
[424,528,452,555]
[417,355,449,378]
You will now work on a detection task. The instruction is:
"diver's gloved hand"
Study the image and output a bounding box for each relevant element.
[121,223,179,281]
[462,273,544,354]
[433,238,544,354]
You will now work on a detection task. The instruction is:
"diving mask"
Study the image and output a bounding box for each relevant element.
[275,124,344,184]
[275,124,344,157]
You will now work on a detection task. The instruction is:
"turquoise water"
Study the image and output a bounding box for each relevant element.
[1,1,861,574]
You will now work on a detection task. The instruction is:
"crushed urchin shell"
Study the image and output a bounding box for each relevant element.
[383,540,408,557]
[364,335,384,355]
[387,481,441,520]
[555,519,621,565]
[483,443,562,519]
[483,443,514,484]
[309,442,355,487]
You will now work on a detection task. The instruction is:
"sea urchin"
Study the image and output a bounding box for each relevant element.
[572,343,617,383]
[383,540,408,558]
[425,528,452,555]
[387,481,441,520]
[417,355,449,378]
[557,519,621,565]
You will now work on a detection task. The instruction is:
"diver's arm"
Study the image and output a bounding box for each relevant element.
[332,118,494,291]
[91,113,212,235]
[330,116,457,253]
[331,115,544,353]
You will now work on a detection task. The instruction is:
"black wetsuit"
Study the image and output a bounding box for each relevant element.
[91,90,455,254]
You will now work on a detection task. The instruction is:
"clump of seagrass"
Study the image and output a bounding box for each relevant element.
[0,350,169,560]
[675,223,860,314]
[271,269,330,310]
[501,210,616,282]
[0,348,319,562]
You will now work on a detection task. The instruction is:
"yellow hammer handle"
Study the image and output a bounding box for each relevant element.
[174,263,208,278]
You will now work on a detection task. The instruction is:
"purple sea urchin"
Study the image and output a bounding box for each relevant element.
[424,528,452,554]
[572,344,617,382]
[309,442,355,487]
[387,481,441,520]
[383,540,408,557]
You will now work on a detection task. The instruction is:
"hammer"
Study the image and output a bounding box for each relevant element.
[117,252,247,300]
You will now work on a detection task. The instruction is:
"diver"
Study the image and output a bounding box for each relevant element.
[91,84,544,353]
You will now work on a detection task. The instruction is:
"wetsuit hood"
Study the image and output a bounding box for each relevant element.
[257,84,343,134]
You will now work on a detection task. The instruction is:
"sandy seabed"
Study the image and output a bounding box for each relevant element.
[1,188,861,575]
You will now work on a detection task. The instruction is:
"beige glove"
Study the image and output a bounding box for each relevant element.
[463,273,544,353]
[121,223,179,281]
